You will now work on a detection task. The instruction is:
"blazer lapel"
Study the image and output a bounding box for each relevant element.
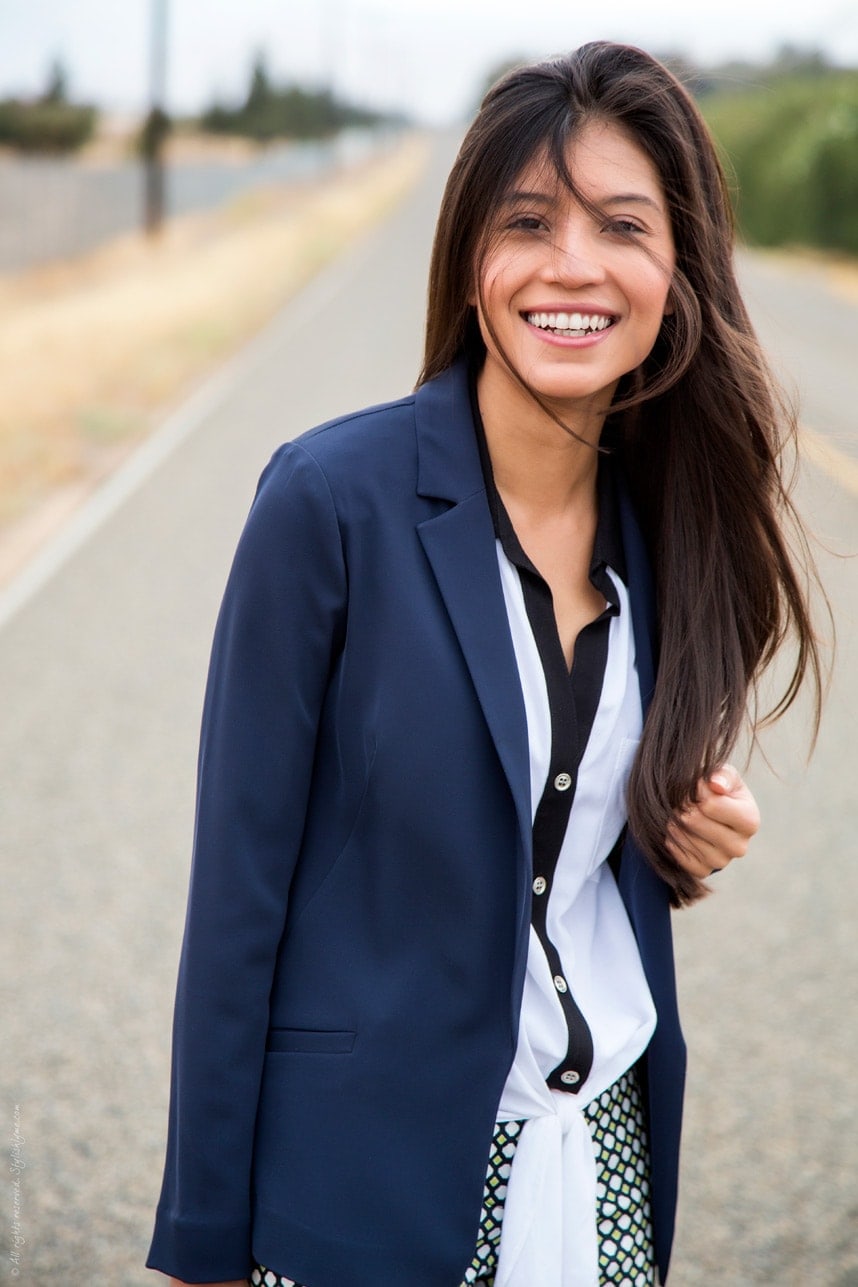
[414,363,532,850]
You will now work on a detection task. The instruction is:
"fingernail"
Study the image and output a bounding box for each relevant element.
[710,771,730,791]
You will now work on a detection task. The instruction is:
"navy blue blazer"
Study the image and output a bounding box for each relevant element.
[148,359,686,1287]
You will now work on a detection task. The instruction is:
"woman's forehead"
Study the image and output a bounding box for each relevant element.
[505,121,665,204]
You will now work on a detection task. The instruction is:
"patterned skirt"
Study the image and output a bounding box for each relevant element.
[251,1066,655,1287]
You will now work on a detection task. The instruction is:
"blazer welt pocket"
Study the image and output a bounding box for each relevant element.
[265,1028,356,1054]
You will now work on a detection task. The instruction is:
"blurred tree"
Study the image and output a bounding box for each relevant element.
[771,44,833,76]
[807,103,858,251]
[199,52,396,142]
[246,53,275,113]
[0,50,98,152]
[42,58,69,105]
[702,67,858,255]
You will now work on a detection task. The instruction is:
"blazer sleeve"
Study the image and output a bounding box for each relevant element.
[147,441,347,1281]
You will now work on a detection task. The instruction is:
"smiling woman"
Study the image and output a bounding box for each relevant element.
[147,42,822,1287]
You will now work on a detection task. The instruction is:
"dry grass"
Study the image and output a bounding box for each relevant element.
[0,134,429,577]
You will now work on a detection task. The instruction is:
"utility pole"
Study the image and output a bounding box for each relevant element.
[143,0,169,235]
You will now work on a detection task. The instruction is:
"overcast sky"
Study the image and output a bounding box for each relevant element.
[3,0,858,124]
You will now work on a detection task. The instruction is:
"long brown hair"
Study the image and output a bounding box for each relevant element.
[419,42,826,905]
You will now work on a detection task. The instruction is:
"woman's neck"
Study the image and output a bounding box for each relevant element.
[476,362,607,517]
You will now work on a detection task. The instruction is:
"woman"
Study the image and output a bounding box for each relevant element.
[148,42,822,1287]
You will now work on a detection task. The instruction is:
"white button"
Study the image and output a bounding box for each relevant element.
[532,876,547,896]
[554,772,572,792]
[553,975,568,994]
[560,1070,580,1086]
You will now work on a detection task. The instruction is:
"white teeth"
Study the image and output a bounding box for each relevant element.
[526,311,612,334]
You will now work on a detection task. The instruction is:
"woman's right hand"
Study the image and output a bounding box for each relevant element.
[665,764,760,877]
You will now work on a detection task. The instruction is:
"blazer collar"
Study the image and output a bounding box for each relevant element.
[414,358,658,705]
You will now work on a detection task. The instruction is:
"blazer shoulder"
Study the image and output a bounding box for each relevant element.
[250,393,421,526]
[295,392,417,469]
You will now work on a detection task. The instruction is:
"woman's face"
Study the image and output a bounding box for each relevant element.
[474,119,676,417]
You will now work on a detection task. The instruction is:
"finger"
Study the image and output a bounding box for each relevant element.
[667,819,747,871]
[672,803,755,849]
[693,791,760,839]
[707,763,741,795]
[665,831,721,878]
[677,816,752,859]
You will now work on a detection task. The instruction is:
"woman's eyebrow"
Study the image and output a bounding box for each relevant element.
[601,192,665,214]
[502,189,666,216]
[501,190,554,205]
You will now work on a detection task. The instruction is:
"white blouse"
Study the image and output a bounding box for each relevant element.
[493,547,657,1287]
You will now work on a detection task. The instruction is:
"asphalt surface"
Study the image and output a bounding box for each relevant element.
[1,136,856,1285]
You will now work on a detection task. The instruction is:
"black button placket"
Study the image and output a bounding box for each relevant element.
[517,562,615,1093]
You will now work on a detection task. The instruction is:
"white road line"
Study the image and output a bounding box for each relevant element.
[0,233,375,634]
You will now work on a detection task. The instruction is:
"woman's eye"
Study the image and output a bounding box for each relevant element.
[508,214,546,232]
[605,218,645,235]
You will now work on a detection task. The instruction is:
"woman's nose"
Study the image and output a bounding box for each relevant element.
[542,224,607,286]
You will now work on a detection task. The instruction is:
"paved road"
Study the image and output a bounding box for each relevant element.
[737,250,858,461]
[1,137,856,1285]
